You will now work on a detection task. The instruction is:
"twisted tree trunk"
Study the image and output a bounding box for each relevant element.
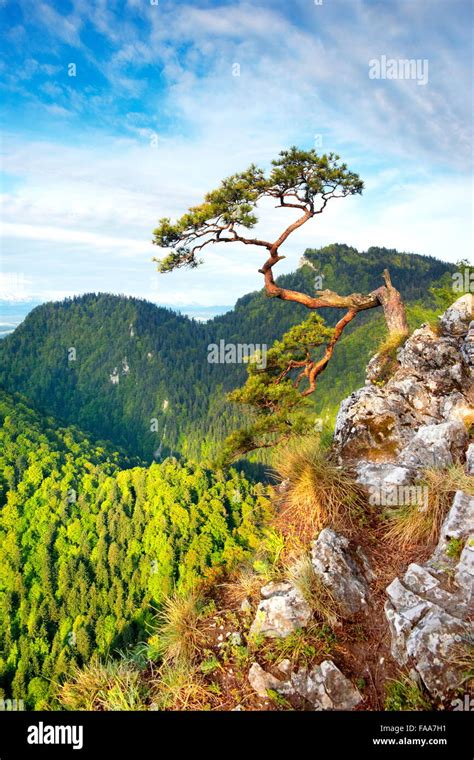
[259,254,408,396]
[373,269,409,336]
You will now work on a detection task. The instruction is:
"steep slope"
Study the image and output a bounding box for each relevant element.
[58,297,473,714]
[0,389,271,708]
[0,294,210,459]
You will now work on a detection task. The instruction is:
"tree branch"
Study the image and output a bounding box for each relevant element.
[269,209,312,255]
[301,309,358,396]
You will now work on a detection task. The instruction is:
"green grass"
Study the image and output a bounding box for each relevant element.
[446,537,464,560]
[384,676,432,711]
[59,658,147,711]
[261,623,337,666]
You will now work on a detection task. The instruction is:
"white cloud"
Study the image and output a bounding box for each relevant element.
[1,222,151,255]
[1,0,472,306]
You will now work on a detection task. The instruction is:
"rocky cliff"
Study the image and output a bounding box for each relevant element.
[246,295,473,709]
[334,294,473,487]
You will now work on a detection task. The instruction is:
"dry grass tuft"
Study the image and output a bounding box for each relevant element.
[150,590,206,665]
[448,630,474,688]
[59,658,146,711]
[224,566,266,607]
[384,466,470,548]
[285,553,341,628]
[150,660,215,711]
[272,439,367,541]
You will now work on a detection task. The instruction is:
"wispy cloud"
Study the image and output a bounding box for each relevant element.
[0,0,472,308]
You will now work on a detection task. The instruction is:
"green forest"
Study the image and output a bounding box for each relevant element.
[0,390,271,708]
[0,244,464,709]
[0,245,457,462]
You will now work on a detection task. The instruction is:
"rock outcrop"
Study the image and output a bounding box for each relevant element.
[334,294,473,487]
[249,581,312,639]
[248,296,473,706]
[249,529,374,638]
[248,660,362,710]
[385,489,473,697]
[311,528,374,619]
[334,295,473,700]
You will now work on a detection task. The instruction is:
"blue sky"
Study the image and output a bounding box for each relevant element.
[0,0,472,314]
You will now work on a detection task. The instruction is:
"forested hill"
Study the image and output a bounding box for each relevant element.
[0,294,211,460]
[0,245,457,460]
[0,389,271,707]
[210,243,454,349]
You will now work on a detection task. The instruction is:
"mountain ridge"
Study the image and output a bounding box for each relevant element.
[0,245,459,461]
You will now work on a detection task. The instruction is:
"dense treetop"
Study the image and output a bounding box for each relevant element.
[0,389,271,708]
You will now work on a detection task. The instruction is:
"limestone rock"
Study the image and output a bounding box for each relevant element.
[248,660,362,710]
[332,296,473,700]
[311,528,374,619]
[385,489,474,698]
[249,581,312,639]
[398,325,464,379]
[290,660,362,710]
[248,662,291,698]
[399,420,468,470]
[461,321,474,366]
[431,490,474,560]
[439,294,472,337]
[355,462,414,488]
[405,610,468,697]
[334,297,473,481]
[455,539,474,592]
[277,659,292,677]
[466,443,474,475]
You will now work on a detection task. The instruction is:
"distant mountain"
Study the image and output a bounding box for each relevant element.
[0,295,209,460]
[0,245,457,460]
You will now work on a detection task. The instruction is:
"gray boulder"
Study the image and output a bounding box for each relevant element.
[248,660,362,710]
[461,320,474,366]
[399,420,468,470]
[431,490,474,563]
[466,443,474,475]
[355,461,414,488]
[334,296,473,478]
[385,489,474,698]
[249,581,312,639]
[248,662,292,698]
[439,294,473,337]
[311,528,374,619]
